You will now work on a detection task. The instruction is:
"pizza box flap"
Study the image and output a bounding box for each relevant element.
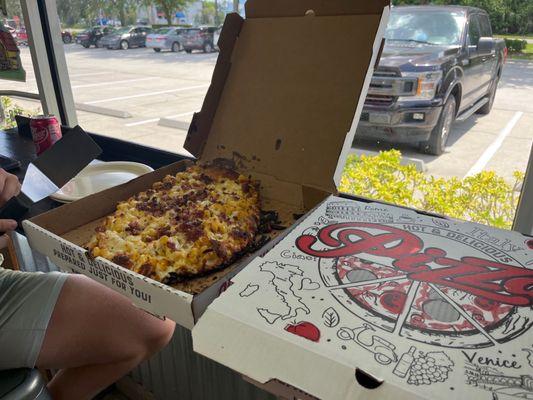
[193,196,533,399]
[185,0,390,194]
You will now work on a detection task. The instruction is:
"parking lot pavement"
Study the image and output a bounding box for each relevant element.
[7,45,533,181]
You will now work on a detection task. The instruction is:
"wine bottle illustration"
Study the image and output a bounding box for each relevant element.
[393,346,416,378]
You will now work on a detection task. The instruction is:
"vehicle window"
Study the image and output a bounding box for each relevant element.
[467,15,481,46]
[156,28,172,34]
[114,27,131,35]
[478,14,492,37]
[183,29,200,37]
[385,10,466,45]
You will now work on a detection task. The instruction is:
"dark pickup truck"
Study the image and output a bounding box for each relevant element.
[357,6,506,155]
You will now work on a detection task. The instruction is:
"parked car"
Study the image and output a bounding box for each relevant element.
[181,27,217,53]
[61,30,73,44]
[100,26,153,50]
[146,27,185,52]
[76,26,114,48]
[357,6,506,155]
[14,27,28,46]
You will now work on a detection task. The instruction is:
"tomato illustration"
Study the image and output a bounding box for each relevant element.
[285,321,321,342]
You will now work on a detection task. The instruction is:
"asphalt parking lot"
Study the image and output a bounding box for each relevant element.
[9,44,533,182]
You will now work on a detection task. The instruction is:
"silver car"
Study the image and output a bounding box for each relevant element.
[146,27,185,52]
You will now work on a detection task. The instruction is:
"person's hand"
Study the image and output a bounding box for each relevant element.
[0,169,21,231]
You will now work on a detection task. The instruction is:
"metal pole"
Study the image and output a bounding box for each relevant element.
[513,144,533,235]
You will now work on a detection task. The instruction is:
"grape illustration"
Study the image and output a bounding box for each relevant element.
[407,351,454,386]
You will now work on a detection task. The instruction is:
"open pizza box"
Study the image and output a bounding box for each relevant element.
[22,0,389,329]
[192,195,533,400]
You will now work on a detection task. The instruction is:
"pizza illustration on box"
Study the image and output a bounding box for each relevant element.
[296,221,533,349]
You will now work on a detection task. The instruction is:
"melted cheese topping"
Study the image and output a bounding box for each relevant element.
[86,165,260,283]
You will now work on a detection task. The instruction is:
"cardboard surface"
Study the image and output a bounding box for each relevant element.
[23,0,388,329]
[193,196,533,399]
[23,160,307,328]
[186,1,389,194]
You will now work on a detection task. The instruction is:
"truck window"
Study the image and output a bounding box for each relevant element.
[467,15,481,46]
[478,14,492,37]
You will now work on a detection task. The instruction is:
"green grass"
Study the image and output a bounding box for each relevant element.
[495,33,533,40]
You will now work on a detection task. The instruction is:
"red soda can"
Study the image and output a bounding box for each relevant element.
[30,115,62,155]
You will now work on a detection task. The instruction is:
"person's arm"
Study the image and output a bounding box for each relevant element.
[0,168,21,231]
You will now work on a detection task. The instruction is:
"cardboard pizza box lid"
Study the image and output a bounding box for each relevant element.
[193,196,533,399]
[185,0,390,194]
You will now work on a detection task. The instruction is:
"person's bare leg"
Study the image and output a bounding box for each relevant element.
[36,275,175,400]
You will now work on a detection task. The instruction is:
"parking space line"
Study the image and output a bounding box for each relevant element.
[26,72,108,83]
[124,111,196,127]
[71,77,157,89]
[124,118,160,127]
[465,111,524,177]
[85,85,209,105]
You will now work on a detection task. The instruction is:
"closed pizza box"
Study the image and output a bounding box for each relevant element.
[193,195,533,399]
[22,0,389,329]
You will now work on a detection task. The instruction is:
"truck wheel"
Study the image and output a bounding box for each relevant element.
[476,75,499,115]
[420,96,456,156]
[171,42,181,52]
[120,40,129,50]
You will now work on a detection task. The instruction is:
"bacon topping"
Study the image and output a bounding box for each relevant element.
[138,263,154,277]
[125,221,141,235]
[112,254,132,269]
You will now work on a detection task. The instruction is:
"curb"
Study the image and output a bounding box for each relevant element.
[158,118,190,130]
[75,103,132,118]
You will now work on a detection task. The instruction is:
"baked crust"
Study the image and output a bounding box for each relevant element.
[86,165,260,283]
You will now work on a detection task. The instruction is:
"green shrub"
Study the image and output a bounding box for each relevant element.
[340,150,524,230]
[504,38,528,53]
[0,97,39,130]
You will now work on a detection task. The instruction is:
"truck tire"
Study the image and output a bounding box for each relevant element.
[476,74,499,115]
[419,96,456,156]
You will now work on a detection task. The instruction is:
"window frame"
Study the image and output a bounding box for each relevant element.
[22,1,533,235]
[467,13,481,47]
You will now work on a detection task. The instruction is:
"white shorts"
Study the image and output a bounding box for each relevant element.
[0,268,67,370]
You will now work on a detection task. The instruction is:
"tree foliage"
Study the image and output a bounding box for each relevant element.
[148,0,193,26]
[393,0,532,34]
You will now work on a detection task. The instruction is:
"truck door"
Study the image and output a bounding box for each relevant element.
[131,28,141,47]
[478,14,498,84]
[462,15,487,107]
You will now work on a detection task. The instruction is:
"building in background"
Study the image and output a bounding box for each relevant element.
[136,0,245,26]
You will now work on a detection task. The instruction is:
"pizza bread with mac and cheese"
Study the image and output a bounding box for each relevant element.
[86,165,260,284]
